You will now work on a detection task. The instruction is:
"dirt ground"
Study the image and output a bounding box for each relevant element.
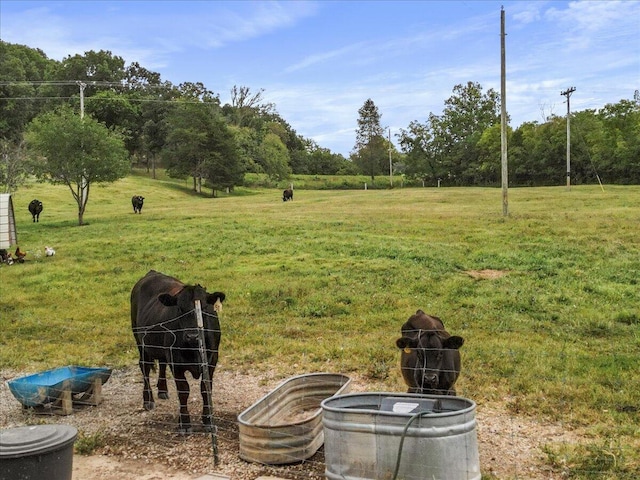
[1,366,580,479]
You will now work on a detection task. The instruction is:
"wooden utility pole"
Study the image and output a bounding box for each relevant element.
[500,7,508,216]
[77,81,86,119]
[388,127,393,187]
[561,87,576,190]
[77,81,88,209]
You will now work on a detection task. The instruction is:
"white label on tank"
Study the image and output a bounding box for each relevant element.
[392,402,419,413]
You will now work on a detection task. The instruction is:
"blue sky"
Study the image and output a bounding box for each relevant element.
[1,1,639,157]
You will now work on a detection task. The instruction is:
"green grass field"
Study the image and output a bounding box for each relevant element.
[2,172,639,477]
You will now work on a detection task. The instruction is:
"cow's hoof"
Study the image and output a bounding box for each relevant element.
[158,392,169,400]
[143,401,155,411]
[202,417,216,433]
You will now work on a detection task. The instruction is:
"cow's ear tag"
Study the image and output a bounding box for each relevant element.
[404,347,412,354]
[214,299,223,313]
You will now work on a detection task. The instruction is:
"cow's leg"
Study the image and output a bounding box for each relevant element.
[173,370,192,433]
[139,355,155,410]
[157,362,169,399]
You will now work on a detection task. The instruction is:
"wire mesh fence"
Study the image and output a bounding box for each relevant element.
[1,307,635,479]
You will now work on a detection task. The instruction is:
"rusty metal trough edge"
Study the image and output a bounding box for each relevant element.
[237,372,351,465]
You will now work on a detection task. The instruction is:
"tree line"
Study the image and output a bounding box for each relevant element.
[2,40,639,203]
[0,42,355,202]
[394,83,640,187]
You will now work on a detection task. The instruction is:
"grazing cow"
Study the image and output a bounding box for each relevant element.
[132,195,144,214]
[131,270,225,433]
[282,188,293,202]
[395,310,464,395]
[28,199,43,222]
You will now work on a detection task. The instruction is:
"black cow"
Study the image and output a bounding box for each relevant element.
[132,195,144,214]
[28,199,43,222]
[282,188,293,202]
[131,270,225,433]
[395,310,464,395]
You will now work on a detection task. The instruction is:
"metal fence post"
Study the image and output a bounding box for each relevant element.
[195,300,219,465]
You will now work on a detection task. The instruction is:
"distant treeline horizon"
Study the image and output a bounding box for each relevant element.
[2,41,639,190]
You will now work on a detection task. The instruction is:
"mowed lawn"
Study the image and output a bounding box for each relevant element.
[2,173,639,475]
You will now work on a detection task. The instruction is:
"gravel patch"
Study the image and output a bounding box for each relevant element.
[1,366,579,479]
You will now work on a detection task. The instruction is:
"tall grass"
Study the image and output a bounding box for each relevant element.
[1,173,639,476]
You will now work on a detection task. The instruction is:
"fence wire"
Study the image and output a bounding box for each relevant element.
[1,314,634,479]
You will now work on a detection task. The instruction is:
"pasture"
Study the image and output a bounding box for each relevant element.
[1,172,639,477]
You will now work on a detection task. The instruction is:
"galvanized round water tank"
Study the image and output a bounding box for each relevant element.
[321,393,480,480]
[0,424,78,480]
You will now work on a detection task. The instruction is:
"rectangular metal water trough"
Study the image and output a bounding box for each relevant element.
[237,372,351,465]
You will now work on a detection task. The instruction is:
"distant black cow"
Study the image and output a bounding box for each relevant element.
[395,310,464,395]
[28,199,43,222]
[282,188,293,202]
[131,270,225,433]
[132,195,144,213]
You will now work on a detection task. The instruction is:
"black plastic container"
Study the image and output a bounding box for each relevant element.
[0,425,78,480]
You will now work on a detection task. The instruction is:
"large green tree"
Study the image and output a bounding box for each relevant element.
[85,90,140,156]
[132,79,179,176]
[300,141,353,175]
[352,98,386,181]
[225,85,275,128]
[510,116,575,186]
[435,82,500,184]
[596,97,640,183]
[398,119,441,184]
[257,132,291,181]
[475,123,509,185]
[25,106,130,225]
[162,100,243,195]
[47,50,126,98]
[399,82,500,185]
[0,41,56,142]
[0,139,29,193]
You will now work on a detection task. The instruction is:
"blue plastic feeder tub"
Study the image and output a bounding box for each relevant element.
[7,366,111,409]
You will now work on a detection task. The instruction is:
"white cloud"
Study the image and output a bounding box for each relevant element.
[512,4,543,25]
[284,42,368,73]
[194,1,319,48]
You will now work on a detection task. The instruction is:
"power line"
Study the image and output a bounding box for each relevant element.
[0,80,128,87]
[0,80,219,105]
[0,96,166,102]
[0,80,174,91]
[0,96,217,106]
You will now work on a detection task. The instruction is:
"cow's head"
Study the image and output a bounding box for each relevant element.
[157,287,225,363]
[158,286,224,312]
[396,331,464,393]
